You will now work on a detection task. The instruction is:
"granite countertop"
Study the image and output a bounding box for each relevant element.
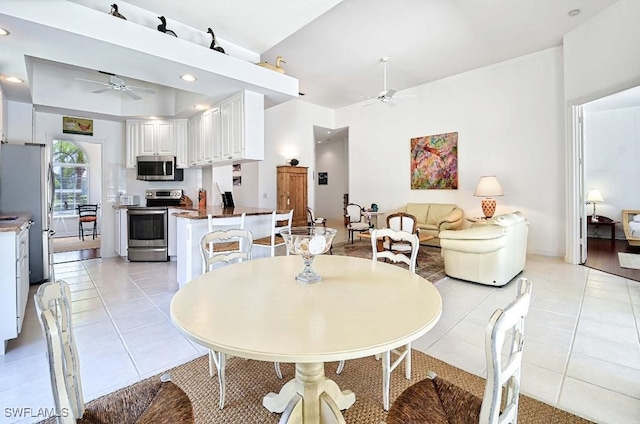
[173,206,276,219]
[0,213,32,233]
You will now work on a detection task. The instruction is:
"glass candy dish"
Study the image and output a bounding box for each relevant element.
[280,227,337,283]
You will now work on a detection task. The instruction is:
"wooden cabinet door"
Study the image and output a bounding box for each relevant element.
[277,166,308,227]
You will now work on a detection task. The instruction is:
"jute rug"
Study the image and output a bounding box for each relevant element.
[151,351,591,423]
[52,236,100,253]
[618,252,640,270]
[331,240,447,283]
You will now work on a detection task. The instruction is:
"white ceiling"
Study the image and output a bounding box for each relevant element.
[1,0,637,120]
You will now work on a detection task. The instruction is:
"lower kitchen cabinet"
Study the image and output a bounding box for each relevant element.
[114,208,128,257]
[0,221,30,354]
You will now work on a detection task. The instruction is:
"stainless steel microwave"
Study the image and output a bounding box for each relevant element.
[136,155,183,181]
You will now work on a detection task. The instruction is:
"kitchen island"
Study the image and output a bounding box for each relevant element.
[174,206,277,287]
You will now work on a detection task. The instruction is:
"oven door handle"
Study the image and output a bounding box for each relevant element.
[128,210,167,215]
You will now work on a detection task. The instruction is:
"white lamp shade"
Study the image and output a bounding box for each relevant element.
[586,189,604,203]
[474,176,504,197]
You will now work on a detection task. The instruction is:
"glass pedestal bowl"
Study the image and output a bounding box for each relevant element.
[280,227,337,283]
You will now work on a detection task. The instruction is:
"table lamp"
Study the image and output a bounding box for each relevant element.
[474,176,504,219]
[586,189,604,221]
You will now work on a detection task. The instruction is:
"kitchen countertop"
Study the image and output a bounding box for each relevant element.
[0,214,32,233]
[173,206,276,219]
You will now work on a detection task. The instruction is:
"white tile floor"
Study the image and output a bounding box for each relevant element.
[1,224,639,423]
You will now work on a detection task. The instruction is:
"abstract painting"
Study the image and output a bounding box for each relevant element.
[410,132,458,189]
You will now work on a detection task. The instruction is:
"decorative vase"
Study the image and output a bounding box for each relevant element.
[290,159,299,166]
[280,227,337,283]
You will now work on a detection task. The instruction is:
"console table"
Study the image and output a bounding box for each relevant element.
[587,215,618,240]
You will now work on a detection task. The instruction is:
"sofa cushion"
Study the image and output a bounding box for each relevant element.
[406,203,430,223]
[426,204,458,225]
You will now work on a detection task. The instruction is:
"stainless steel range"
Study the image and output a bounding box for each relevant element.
[127,189,182,262]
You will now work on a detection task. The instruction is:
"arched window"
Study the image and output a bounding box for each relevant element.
[52,140,89,216]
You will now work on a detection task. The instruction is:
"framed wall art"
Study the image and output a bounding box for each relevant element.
[63,116,93,136]
[318,172,328,185]
[410,132,458,189]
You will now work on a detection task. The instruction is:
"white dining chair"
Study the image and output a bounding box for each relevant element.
[386,278,533,424]
[34,280,194,423]
[252,209,293,257]
[345,203,370,243]
[199,229,283,409]
[336,227,420,411]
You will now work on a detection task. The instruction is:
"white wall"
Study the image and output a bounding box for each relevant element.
[584,106,640,238]
[33,110,124,257]
[6,101,32,143]
[315,138,348,219]
[335,47,565,257]
[563,0,640,103]
[261,100,334,210]
[232,161,260,207]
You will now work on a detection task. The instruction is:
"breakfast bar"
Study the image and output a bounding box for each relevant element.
[174,206,276,286]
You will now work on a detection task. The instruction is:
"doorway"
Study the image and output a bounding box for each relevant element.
[574,85,640,281]
[312,125,349,221]
[51,139,102,263]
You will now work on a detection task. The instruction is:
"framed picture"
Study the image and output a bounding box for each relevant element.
[232,164,241,172]
[233,176,242,186]
[410,132,458,189]
[318,172,328,185]
[63,117,94,136]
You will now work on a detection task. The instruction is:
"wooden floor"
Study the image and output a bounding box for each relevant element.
[584,237,640,282]
[53,248,100,264]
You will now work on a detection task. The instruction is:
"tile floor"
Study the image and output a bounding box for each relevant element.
[1,222,639,423]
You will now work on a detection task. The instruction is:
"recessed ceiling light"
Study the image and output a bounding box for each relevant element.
[326,131,331,134]
[4,76,23,83]
[193,104,208,110]
[568,9,581,17]
[180,74,196,82]
[0,28,9,36]
[148,116,159,120]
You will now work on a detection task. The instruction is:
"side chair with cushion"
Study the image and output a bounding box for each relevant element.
[77,204,98,241]
[345,203,370,243]
[199,229,283,409]
[252,209,293,257]
[34,280,194,424]
[307,207,326,227]
[386,277,533,424]
[337,228,420,411]
[206,213,246,253]
[386,212,419,259]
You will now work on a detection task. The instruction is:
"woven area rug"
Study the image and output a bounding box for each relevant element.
[142,351,591,424]
[52,236,100,253]
[331,240,446,283]
[618,252,640,270]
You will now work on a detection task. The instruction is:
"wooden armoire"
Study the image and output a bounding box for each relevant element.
[277,166,308,227]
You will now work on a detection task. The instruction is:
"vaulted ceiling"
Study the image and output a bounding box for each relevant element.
[0,0,631,121]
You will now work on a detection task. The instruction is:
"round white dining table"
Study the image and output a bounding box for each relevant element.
[170,254,442,424]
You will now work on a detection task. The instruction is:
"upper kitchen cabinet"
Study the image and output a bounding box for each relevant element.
[125,119,187,168]
[218,90,264,163]
[139,120,174,156]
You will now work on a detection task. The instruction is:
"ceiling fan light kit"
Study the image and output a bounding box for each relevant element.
[75,75,156,100]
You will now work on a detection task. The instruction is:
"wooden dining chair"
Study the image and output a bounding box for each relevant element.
[34,280,194,424]
[77,204,98,241]
[337,228,420,411]
[206,213,246,254]
[386,278,533,424]
[199,229,283,409]
[345,203,370,243]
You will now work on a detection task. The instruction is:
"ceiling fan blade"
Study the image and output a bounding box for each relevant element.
[127,86,156,94]
[92,88,112,94]
[123,90,142,100]
[75,77,110,86]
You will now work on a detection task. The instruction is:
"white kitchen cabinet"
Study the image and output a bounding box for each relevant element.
[187,115,202,167]
[139,120,175,156]
[125,121,140,168]
[168,208,179,257]
[114,208,128,257]
[174,119,188,168]
[202,108,220,164]
[1,221,30,354]
[218,90,264,163]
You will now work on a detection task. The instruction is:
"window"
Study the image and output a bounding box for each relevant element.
[52,140,89,216]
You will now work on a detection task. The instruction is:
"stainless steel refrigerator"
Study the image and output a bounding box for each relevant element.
[0,143,54,283]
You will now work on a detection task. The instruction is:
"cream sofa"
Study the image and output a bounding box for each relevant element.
[385,203,464,246]
[439,211,529,286]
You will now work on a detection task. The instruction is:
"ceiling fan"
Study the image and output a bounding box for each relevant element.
[75,73,156,100]
[363,57,413,107]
